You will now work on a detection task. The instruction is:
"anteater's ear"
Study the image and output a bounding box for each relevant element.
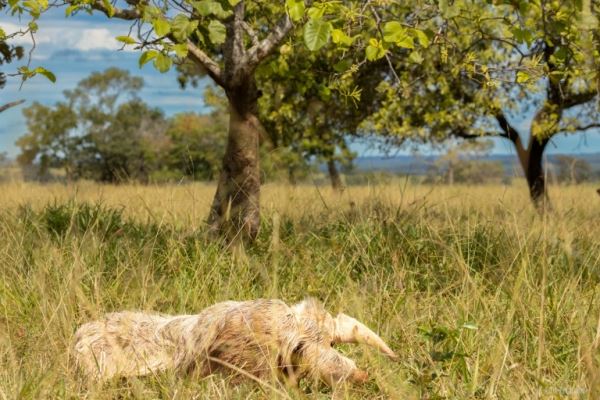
[292,298,328,320]
[332,313,398,360]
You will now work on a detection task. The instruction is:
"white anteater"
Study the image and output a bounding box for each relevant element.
[73,298,397,388]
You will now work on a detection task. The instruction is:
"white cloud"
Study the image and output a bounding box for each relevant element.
[71,28,124,51]
[0,22,34,45]
[1,20,132,52]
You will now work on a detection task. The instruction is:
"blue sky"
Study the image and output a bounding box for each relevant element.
[1,9,599,158]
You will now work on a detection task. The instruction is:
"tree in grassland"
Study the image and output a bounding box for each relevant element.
[16,68,306,183]
[17,68,168,182]
[5,0,437,240]
[55,0,434,240]
[257,49,377,192]
[554,155,593,184]
[367,0,600,207]
[56,0,316,240]
[430,139,496,185]
[17,102,78,179]
[177,42,382,191]
[164,87,228,181]
[256,4,422,191]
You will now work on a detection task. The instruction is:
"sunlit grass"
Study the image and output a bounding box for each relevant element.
[0,180,598,399]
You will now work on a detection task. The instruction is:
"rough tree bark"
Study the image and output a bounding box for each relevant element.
[327,159,344,192]
[203,4,291,241]
[208,78,262,240]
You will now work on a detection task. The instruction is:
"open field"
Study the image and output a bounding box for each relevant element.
[0,181,599,399]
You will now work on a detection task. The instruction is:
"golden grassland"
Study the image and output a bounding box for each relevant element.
[0,180,599,399]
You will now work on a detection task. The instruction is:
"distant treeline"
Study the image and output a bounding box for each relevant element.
[345,154,600,185]
[14,69,315,184]
[10,68,600,187]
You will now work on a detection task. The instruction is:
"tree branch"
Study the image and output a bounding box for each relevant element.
[89,0,141,20]
[564,122,600,132]
[495,112,522,144]
[0,99,25,114]
[241,21,259,47]
[494,111,530,169]
[78,0,226,88]
[369,5,402,88]
[186,40,224,87]
[562,90,598,109]
[244,14,293,71]
[449,127,483,139]
[222,2,248,85]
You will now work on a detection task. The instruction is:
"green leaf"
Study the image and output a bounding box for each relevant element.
[193,1,230,18]
[439,0,459,18]
[228,0,240,5]
[365,39,386,61]
[116,35,136,45]
[102,0,114,17]
[286,0,305,22]
[396,36,414,49]
[383,22,414,49]
[516,71,530,83]
[383,21,406,43]
[413,28,430,48]
[409,50,424,64]
[365,45,379,61]
[194,0,213,16]
[23,0,41,17]
[0,27,5,40]
[173,43,188,58]
[139,50,158,68]
[34,67,55,83]
[306,5,324,19]
[331,29,353,46]
[279,43,292,55]
[208,20,226,45]
[65,4,79,16]
[333,59,351,72]
[154,52,172,73]
[171,14,193,42]
[511,27,533,46]
[153,19,170,37]
[303,18,331,51]
[554,46,568,61]
[143,6,161,21]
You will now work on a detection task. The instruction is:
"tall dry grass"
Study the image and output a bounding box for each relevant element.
[0,180,598,399]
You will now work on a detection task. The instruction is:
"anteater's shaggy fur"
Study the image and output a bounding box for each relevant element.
[73,298,397,388]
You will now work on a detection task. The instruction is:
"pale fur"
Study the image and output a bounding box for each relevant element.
[73,298,397,387]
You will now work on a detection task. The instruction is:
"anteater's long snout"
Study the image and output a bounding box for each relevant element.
[333,313,398,360]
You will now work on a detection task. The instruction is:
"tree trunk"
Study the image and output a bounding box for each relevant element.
[500,109,552,210]
[524,138,549,208]
[327,159,344,192]
[447,162,454,185]
[569,159,577,185]
[208,80,261,241]
[288,167,297,186]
